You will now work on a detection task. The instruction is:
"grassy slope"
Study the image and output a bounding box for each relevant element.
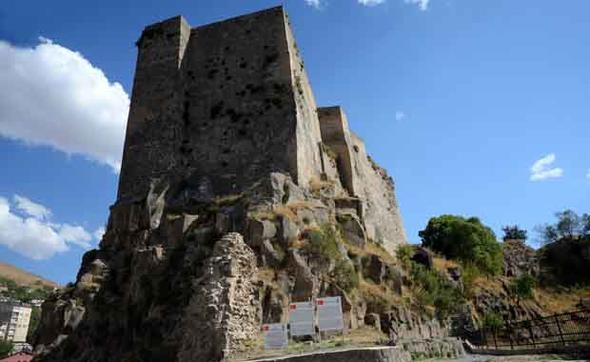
[0,261,58,288]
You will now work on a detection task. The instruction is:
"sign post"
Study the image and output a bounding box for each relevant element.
[289,301,315,337]
[262,323,288,350]
[316,296,344,332]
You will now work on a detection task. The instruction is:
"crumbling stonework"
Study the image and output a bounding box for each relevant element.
[177,233,259,361]
[117,6,406,251]
[34,7,410,362]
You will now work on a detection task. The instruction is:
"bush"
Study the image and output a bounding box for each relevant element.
[332,260,359,292]
[410,264,463,320]
[509,274,536,306]
[397,244,415,270]
[305,225,359,292]
[0,340,12,358]
[461,263,481,298]
[419,215,503,276]
[539,236,590,286]
[482,311,503,330]
[502,225,527,241]
[305,225,341,268]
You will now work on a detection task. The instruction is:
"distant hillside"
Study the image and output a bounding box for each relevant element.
[0,261,58,289]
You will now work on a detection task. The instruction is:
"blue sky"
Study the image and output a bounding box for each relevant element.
[0,0,588,284]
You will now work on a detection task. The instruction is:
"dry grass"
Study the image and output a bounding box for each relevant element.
[535,286,590,314]
[309,177,335,194]
[273,205,297,221]
[249,210,277,221]
[256,268,276,285]
[214,193,244,206]
[365,242,397,265]
[359,280,400,305]
[432,257,459,272]
[0,261,58,288]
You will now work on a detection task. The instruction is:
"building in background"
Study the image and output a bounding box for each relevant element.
[0,300,31,342]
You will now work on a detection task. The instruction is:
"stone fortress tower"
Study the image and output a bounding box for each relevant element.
[119,6,406,252]
[34,7,409,361]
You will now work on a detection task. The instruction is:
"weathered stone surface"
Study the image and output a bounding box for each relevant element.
[289,249,317,302]
[249,219,278,246]
[411,247,432,269]
[399,338,465,360]
[279,216,300,246]
[337,213,367,247]
[365,313,381,330]
[33,7,410,361]
[177,233,259,361]
[503,239,538,278]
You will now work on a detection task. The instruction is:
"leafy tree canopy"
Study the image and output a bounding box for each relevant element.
[502,225,527,241]
[419,215,503,275]
[538,210,590,245]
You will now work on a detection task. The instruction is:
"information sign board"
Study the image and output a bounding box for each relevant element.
[288,301,315,337]
[316,296,344,332]
[263,323,288,349]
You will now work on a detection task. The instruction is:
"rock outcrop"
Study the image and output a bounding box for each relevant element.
[33,7,409,362]
[503,239,538,278]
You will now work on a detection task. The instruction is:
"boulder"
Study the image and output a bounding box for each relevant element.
[411,247,432,269]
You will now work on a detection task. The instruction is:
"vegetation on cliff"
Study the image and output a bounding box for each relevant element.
[418,215,503,276]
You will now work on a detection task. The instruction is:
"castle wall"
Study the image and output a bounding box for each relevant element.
[318,107,356,195]
[117,7,324,202]
[118,16,191,201]
[283,14,325,189]
[318,107,407,253]
[349,132,408,253]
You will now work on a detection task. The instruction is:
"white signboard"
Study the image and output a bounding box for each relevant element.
[263,323,288,350]
[288,301,315,337]
[316,296,344,332]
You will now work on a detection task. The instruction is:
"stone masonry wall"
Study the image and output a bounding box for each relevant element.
[350,132,407,253]
[318,107,407,253]
[117,7,324,201]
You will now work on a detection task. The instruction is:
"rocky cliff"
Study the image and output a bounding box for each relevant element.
[32,7,411,361]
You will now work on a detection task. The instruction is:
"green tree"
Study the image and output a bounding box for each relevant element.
[502,225,527,241]
[27,306,41,343]
[509,274,536,306]
[419,215,503,275]
[539,210,590,245]
[0,340,13,358]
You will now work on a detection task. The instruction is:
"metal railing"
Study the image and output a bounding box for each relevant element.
[460,309,590,351]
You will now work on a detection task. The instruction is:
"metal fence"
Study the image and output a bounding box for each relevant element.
[461,309,590,351]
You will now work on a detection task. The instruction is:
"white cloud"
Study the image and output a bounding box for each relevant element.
[395,111,406,121]
[13,195,52,220]
[358,0,386,6]
[0,195,93,260]
[529,153,564,181]
[0,37,129,172]
[586,169,590,180]
[58,224,92,249]
[93,226,105,241]
[305,0,322,9]
[404,0,429,11]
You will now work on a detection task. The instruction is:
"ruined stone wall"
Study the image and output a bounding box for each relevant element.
[283,14,325,189]
[317,107,407,253]
[117,7,324,201]
[318,107,356,195]
[349,133,407,253]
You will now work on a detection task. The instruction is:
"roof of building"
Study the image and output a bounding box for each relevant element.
[0,352,33,362]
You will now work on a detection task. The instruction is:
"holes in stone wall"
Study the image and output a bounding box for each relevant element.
[263,53,279,68]
[182,101,190,126]
[210,101,224,119]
